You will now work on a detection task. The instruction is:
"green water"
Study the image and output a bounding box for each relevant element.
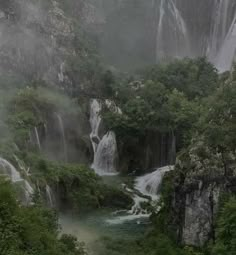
[59,176,150,254]
[60,210,150,254]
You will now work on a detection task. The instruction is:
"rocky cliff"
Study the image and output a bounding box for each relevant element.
[164,138,236,247]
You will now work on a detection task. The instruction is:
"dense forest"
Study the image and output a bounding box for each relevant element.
[0,1,235,255]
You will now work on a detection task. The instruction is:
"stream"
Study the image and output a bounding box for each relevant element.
[59,167,173,254]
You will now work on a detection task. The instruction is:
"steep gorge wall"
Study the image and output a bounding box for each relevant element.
[164,141,236,247]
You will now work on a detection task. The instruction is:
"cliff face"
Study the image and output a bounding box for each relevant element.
[0,0,87,87]
[167,139,236,246]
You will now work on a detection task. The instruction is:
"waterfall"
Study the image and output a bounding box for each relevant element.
[155,0,190,61]
[208,0,234,62]
[89,99,102,154]
[55,113,67,162]
[106,166,174,224]
[0,157,34,203]
[46,184,54,207]
[135,166,174,201]
[89,99,118,175]
[92,131,118,176]
[34,127,41,151]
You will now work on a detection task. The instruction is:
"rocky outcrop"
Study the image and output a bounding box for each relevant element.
[166,139,236,247]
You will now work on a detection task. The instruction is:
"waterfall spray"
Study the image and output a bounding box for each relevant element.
[0,157,34,204]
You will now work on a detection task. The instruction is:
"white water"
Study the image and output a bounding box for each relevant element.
[106,166,174,225]
[155,0,190,61]
[46,184,54,207]
[0,157,34,203]
[208,0,230,60]
[55,113,67,162]
[89,99,118,176]
[34,127,41,151]
[135,166,174,201]
[89,99,102,154]
[92,131,118,176]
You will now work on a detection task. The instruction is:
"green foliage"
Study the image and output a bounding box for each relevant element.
[103,79,199,147]
[199,80,236,151]
[96,233,188,255]
[210,197,236,255]
[20,154,132,211]
[6,86,82,148]
[0,179,86,255]
[142,58,218,99]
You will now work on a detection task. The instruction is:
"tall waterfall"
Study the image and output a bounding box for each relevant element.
[155,0,190,61]
[55,113,67,162]
[89,99,118,175]
[207,0,236,71]
[96,0,236,71]
[0,157,34,203]
[135,166,174,200]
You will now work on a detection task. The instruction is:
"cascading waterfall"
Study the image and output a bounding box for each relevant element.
[92,131,118,175]
[155,0,190,61]
[208,0,232,60]
[0,157,34,203]
[135,166,174,201]
[207,0,236,72]
[55,113,67,162]
[106,166,174,224]
[98,0,236,71]
[89,99,118,175]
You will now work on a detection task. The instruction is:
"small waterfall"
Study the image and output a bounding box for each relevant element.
[106,166,174,225]
[89,99,118,175]
[46,184,54,207]
[34,127,41,151]
[89,99,102,154]
[92,131,118,176]
[0,157,22,182]
[129,195,149,215]
[55,113,67,162]
[135,166,174,201]
[0,157,34,203]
